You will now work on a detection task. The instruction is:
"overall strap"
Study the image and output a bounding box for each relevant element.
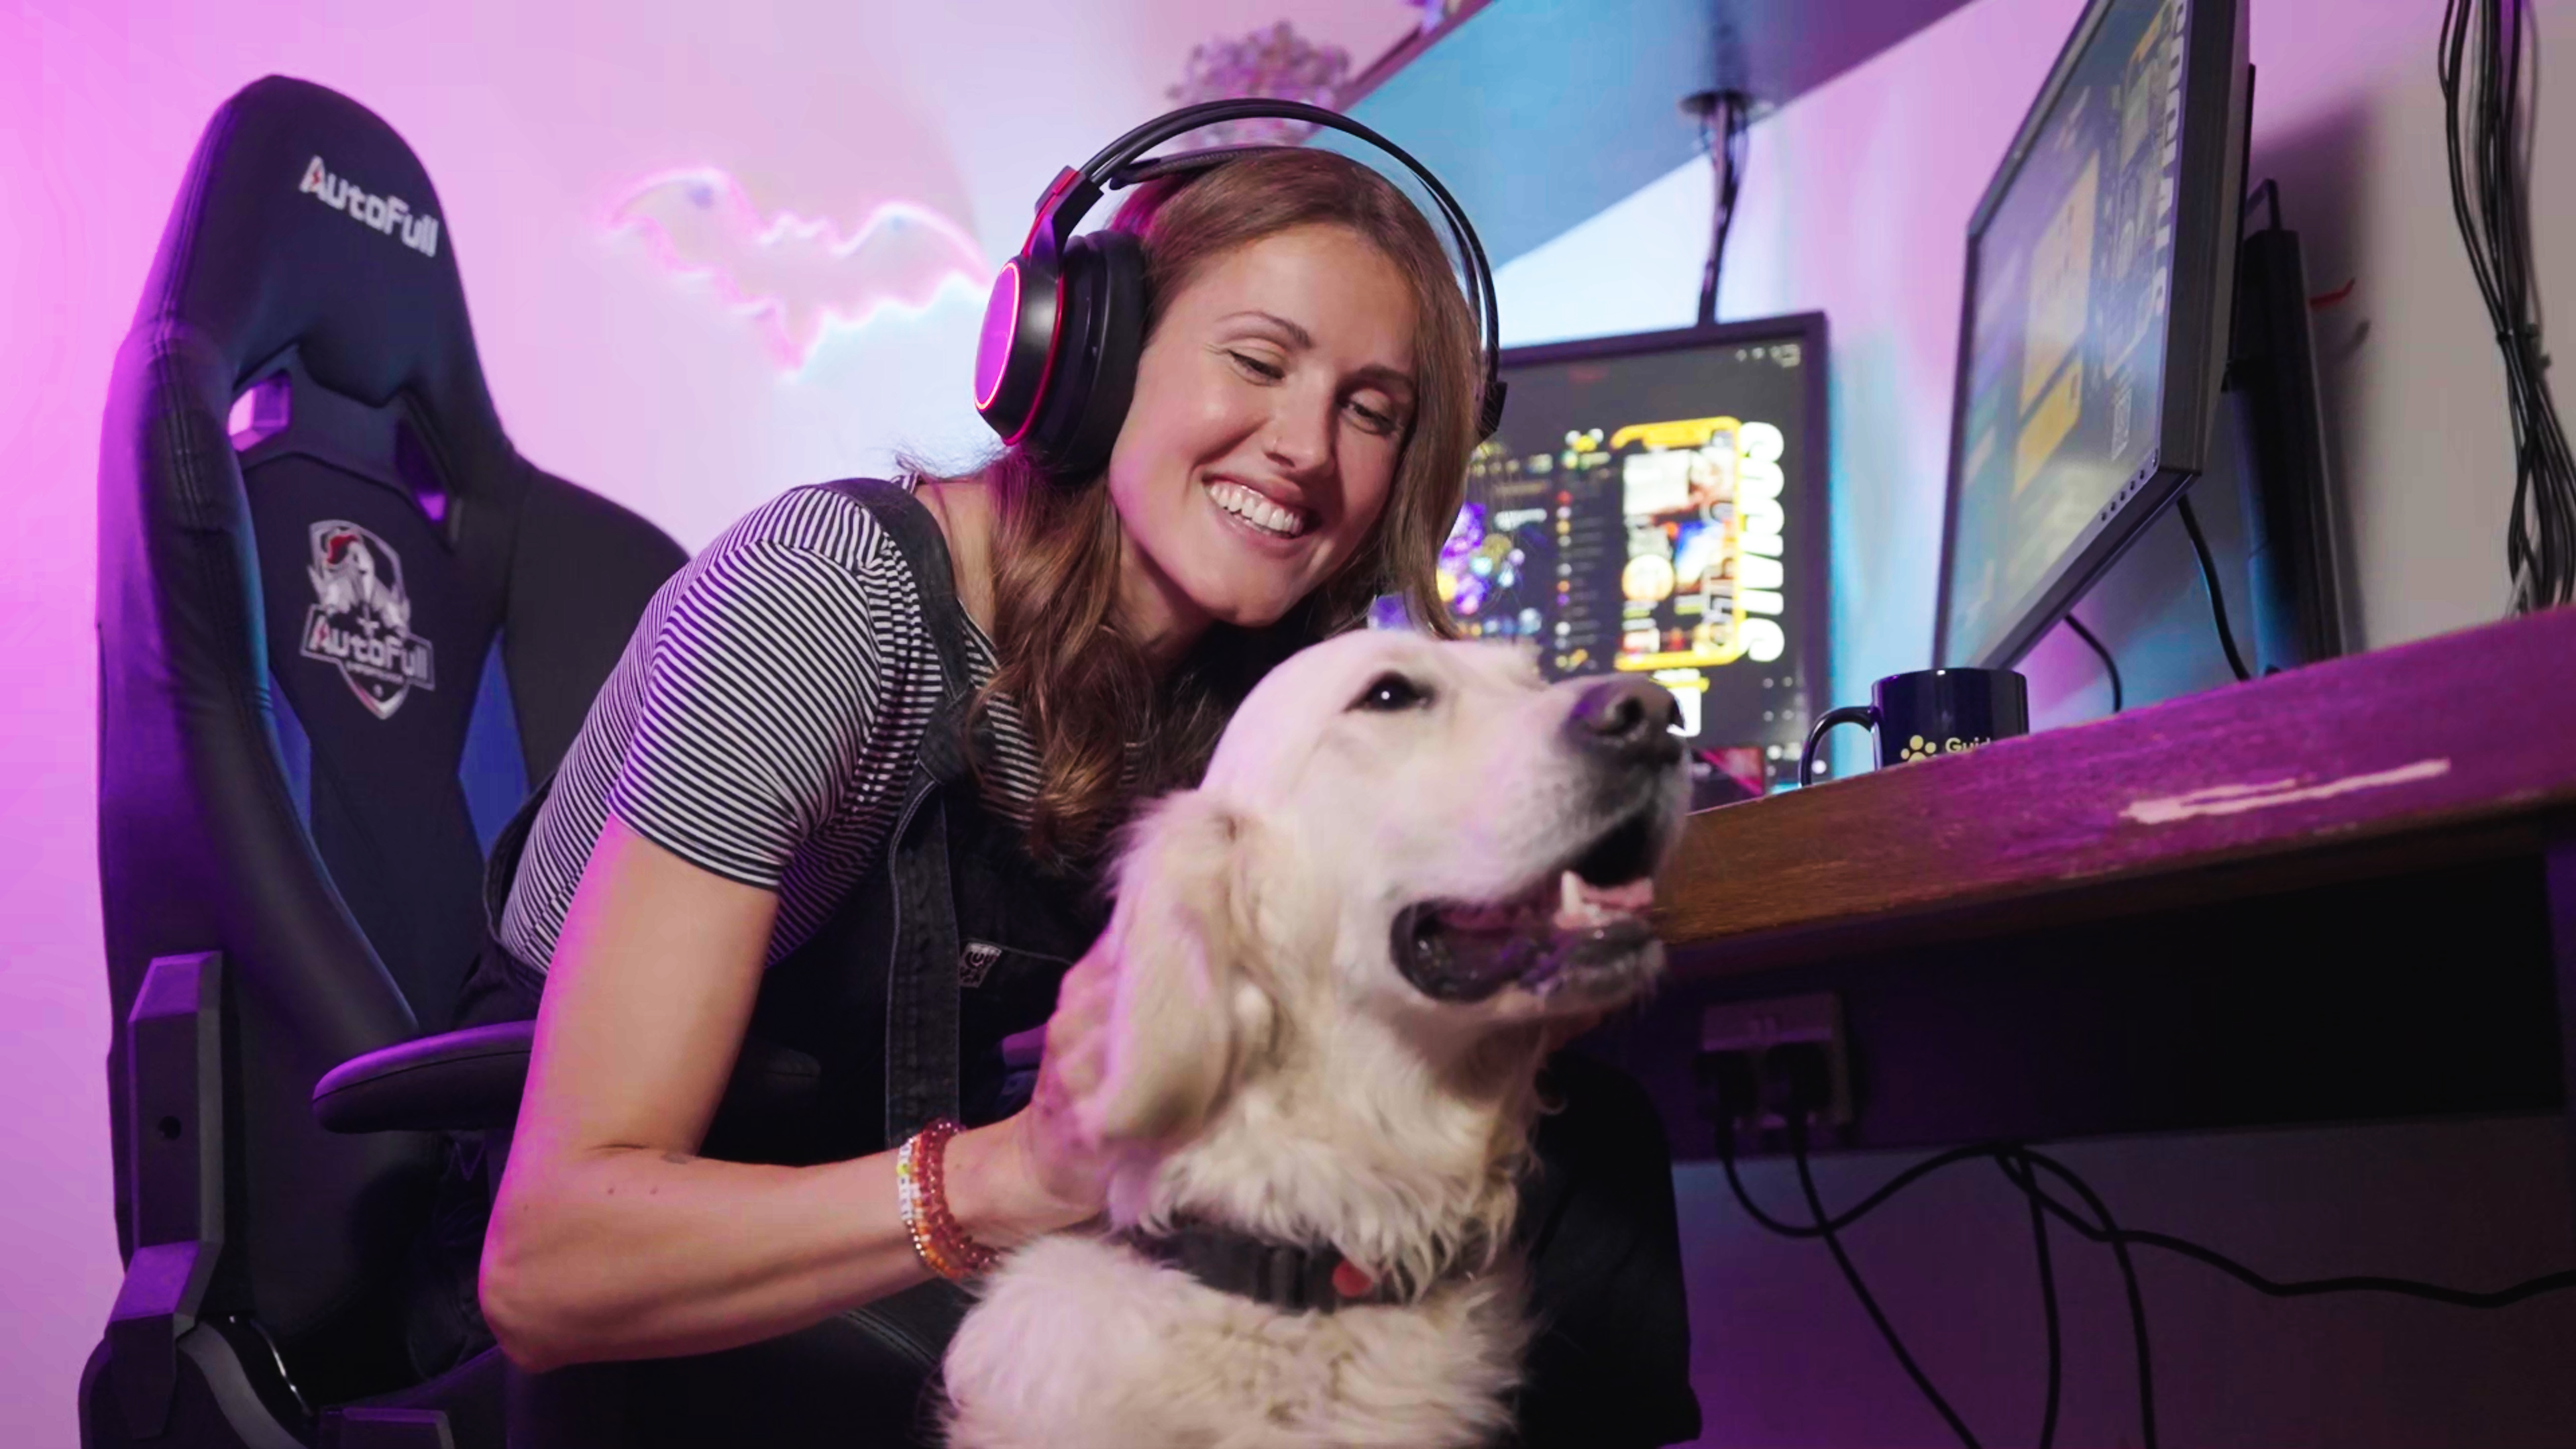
[811,478,979,1146]
[480,765,554,940]
[813,478,979,786]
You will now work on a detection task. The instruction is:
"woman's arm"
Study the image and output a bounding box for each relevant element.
[478,816,1098,1372]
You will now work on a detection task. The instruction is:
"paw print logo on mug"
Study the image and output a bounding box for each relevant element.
[1799,667,2031,786]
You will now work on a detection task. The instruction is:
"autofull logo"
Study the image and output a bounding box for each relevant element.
[299,156,441,258]
[301,521,436,719]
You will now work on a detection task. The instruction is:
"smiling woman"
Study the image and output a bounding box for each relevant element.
[956,148,1483,863]
[1123,234,1418,602]
[467,131,1697,1448]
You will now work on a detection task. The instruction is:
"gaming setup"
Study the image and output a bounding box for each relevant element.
[68,0,2575,1443]
[1423,1,2575,1437]
[1416,0,2341,803]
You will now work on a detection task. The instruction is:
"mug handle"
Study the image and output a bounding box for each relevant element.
[1800,705,1879,787]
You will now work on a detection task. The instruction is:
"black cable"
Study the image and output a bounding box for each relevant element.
[2441,0,2576,610]
[1723,1132,2576,1311]
[2061,614,2123,712]
[1689,89,1750,328]
[2174,494,2253,682]
[1787,1121,1984,1448]
[1717,1135,2007,1238]
[1717,1126,2576,1448]
[2001,1151,2157,1449]
[2008,1161,2576,1309]
[1721,1136,2061,1444]
[1728,1138,2141,1448]
[2017,1150,2063,1449]
[2247,175,2283,235]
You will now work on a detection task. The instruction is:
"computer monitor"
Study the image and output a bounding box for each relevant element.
[1935,0,2251,669]
[1398,315,1829,791]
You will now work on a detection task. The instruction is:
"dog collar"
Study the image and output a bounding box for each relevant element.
[1116,1222,1391,1315]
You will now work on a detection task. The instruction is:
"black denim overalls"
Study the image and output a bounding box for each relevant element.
[449,480,1102,1438]
[713,477,1106,1161]
[478,478,1100,1153]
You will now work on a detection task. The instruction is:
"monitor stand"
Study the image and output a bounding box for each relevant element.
[2027,207,2347,720]
[2222,213,2349,675]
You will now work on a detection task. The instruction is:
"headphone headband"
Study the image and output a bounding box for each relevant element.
[975,100,1507,473]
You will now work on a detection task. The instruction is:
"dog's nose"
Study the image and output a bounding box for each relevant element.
[1565,678,1683,767]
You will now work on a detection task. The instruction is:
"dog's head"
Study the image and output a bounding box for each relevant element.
[1079,631,1688,1147]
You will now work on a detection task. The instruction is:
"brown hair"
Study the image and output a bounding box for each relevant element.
[951,148,1479,866]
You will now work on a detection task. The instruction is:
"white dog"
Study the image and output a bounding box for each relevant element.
[942,630,1689,1449]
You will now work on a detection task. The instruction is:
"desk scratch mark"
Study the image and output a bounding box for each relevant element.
[2123,759,2452,825]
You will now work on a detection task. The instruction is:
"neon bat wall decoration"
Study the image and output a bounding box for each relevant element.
[609,166,994,370]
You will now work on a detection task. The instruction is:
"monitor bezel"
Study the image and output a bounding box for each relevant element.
[1933,0,2251,670]
[1495,312,1832,743]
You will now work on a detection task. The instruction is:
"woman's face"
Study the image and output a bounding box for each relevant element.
[1104,223,1419,645]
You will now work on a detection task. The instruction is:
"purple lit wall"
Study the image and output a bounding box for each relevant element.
[0,2,1415,1441]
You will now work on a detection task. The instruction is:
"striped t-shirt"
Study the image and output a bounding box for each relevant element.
[496,481,1044,973]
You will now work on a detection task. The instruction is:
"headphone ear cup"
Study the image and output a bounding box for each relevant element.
[1028,229,1145,482]
[975,250,1061,445]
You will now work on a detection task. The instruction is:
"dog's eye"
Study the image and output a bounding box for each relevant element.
[1350,672,1432,712]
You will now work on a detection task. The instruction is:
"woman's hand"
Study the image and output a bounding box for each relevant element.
[485,821,1130,1368]
[1024,936,1126,1208]
[947,938,1124,1244]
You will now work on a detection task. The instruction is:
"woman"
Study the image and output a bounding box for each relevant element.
[467,146,1698,1445]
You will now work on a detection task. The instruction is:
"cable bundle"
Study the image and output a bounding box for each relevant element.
[2440,0,2576,611]
[1717,1126,2576,1448]
[1687,89,1752,329]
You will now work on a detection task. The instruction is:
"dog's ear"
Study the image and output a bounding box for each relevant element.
[1077,790,1276,1145]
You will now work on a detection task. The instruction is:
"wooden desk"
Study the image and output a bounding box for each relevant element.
[1621,604,2576,1157]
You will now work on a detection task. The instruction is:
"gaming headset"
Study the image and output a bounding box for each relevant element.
[971,98,1505,481]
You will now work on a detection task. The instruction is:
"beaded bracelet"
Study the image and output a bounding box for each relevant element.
[895,1116,1001,1281]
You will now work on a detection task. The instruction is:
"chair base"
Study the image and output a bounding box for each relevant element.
[81,1326,502,1449]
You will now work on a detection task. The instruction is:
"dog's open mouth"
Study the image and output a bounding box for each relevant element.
[1391,810,1668,1004]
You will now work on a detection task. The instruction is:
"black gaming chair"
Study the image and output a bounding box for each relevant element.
[81,75,704,1448]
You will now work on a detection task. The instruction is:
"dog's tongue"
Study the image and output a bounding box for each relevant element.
[1555,871,1656,931]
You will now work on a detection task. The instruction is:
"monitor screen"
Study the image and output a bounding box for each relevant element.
[1941,0,2196,668]
[1390,318,1827,788]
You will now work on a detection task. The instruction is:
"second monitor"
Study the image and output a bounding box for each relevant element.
[1398,316,1829,789]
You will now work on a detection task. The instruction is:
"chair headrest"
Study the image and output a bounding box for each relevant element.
[133,74,513,497]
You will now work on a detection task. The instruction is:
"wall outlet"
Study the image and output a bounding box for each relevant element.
[1700,991,1854,1128]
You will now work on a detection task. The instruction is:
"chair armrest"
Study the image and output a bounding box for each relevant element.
[311,1021,539,1133]
[312,1022,822,1134]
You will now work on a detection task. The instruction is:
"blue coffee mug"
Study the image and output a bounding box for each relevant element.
[1799,667,2029,786]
